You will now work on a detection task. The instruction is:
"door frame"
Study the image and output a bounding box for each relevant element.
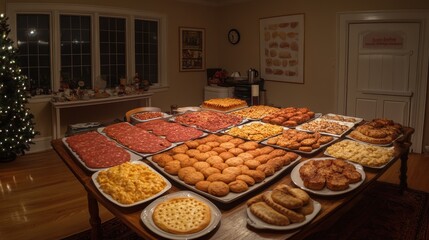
[336,10,429,153]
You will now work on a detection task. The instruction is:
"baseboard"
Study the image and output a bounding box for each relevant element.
[27,136,53,153]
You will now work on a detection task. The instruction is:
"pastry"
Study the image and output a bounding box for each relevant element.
[153,197,211,234]
[271,189,304,209]
[249,201,290,226]
[207,181,230,197]
[262,191,305,223]
[202,98,247,111]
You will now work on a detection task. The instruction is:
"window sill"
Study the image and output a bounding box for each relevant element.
[27,95,52,104]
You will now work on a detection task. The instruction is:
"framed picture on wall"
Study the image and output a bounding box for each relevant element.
[259,14,305,83]
[179,27,205,71]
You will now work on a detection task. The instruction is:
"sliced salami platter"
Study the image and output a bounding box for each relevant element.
[63,131,141,171]
[135,119,206,143]
[98,122,175,157]
[171,110,246,133]
[130,111,171,123]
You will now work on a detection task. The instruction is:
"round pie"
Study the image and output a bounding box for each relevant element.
[153,197,211,234]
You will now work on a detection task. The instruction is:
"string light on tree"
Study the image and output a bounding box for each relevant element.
[0,13,38,161]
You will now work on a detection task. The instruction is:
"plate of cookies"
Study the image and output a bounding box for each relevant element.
[261,129,337,155]
[246,184,321,230]
[147,134,302,203]
[290,157,365,196]
[141,191,222,239]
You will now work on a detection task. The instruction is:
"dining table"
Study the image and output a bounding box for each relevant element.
[51,123,414,240]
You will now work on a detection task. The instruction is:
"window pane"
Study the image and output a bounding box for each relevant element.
[99,16,126,87]
[134,19,159,84]
[16,13,51,93]
[60,14,92,88]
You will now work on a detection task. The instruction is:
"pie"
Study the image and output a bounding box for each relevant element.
[153,197,211,234]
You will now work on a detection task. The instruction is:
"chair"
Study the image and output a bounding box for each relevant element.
[125,107,161,122]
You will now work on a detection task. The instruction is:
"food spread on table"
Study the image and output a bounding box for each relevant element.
[62,99,407,238]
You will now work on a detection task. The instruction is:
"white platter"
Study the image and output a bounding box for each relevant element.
[91,161,171,207]
[97,125,176,158]
[62,135,141,172]
[176,106,201,114]
[320,113,363,125]
[296,118,354,137]
[130,112,172,123]
[140,191,221,239]
[246,198,321,230]
[146,155,301,204]
[290,157,366,196]
[323,140,395,169]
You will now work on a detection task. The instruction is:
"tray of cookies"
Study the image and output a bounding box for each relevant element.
[290,157,365,196]
[261,129,337,155]
[296,118,354,137]
[141,191,221,239]
[319,113,363,125]
[246,184,321,230]
[222,121,285,142]
[260,107,320,128]
[146,134,301,204]
[91,161,171,207]
[229,105,280,120]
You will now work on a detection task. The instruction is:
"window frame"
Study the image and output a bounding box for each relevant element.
[7,3,168,95]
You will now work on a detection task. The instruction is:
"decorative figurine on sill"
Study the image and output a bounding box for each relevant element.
[141,79,150,91]
[133,73,141,90]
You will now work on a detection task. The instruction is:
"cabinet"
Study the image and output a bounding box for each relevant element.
[232,80,265,105]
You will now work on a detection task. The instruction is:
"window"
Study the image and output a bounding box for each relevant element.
[7,3,167,95]
[60,15,92,89]
[135,19,158,84]
[16,14,51,93]
[99,16,126,88]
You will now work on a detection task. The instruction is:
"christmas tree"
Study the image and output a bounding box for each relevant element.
[0,13,37,161]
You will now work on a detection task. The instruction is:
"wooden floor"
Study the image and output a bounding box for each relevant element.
[0,150,428,240]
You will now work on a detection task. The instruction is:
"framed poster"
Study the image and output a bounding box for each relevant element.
[179,27,205,71]
[259,14,304,83]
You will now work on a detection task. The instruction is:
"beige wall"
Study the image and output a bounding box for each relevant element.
[218,0,429,151]
[5,0,429,151]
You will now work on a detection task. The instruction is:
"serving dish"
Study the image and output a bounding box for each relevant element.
[98,123,176,157]
[261,135,337,155]
[296,118,354,137]
[130,111,172,123]
[246,199,321,230]
[222,121,286,142]
[290,157,366,196]
[62,137,141,172]
[140,191,221,239]
[320,113,363,125]
[91,161,171,207]
[146,155,301,204]
[324,139,395,169]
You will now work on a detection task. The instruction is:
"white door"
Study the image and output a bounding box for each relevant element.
[346,23,420,129]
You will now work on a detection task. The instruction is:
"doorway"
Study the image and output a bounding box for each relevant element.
[337,11,429,153]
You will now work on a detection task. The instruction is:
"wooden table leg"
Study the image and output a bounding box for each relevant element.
[399,151,408,194]
[87,192,102,240]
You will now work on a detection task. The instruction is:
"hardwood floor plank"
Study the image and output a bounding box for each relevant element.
[0,150,427,240]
